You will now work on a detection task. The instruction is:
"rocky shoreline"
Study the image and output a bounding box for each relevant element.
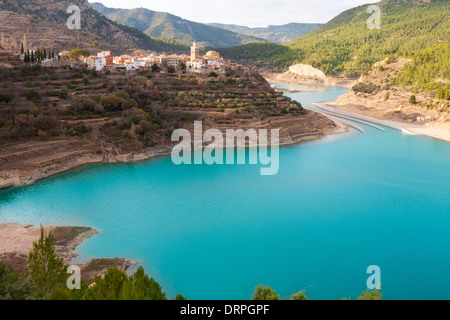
[0,141,172,190]
[0,110,342,190]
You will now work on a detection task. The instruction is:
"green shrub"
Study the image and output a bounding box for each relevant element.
[26,89,41,103]
[0,94,13,103]
[100,92,138,112]
[252,285,280,301]
[58,91,68,100]
[352,83,380,94]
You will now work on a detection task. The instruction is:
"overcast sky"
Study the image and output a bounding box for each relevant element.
[92,0,376,27]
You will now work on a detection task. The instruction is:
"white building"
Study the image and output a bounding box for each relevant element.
[97,51,111,58]
[186,59,204,71]
[207,59,224,69]
[85,56,106,71]
[167,55,180,69]
[186,41,204,72]
[125,61,137,71]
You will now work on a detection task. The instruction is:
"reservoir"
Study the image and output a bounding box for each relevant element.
[1,85,449,300]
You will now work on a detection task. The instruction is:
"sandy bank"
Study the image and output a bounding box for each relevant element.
[327,99,450,143]
[323,56,450,142]
[0,223,137,284]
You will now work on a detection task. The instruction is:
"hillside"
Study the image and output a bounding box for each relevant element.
[90,2,264,48]
[328,51,449,141]
[218,0,449,76]
[0,0,188,54]
[208,23,323,43]
[217,0,449,102]
[0,62,339,188]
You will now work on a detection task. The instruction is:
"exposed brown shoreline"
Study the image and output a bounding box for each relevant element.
[0,110,343,190]
[0,114,347,280]
[0,77,352,275]
[0,139,173,190]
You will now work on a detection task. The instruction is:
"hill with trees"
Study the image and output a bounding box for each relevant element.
[217,0,449,100]
[0,0,188,54]
[218,0,449,76]
[208,22,323,43]
[90,2,264,48]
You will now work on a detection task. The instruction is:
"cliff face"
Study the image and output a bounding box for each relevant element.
[288,64,327,81]
[262,64,355,87]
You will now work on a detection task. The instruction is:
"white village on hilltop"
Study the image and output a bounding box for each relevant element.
[81,41,231,73]
[0,31,232,73]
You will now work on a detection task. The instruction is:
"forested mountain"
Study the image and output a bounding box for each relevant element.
[218,0,449,77]
[208,23,323,43]
[0,0,188,54]
[394,41,449,100]
[90,2,264,48]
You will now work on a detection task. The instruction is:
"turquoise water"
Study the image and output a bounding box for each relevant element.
[1,86,449,300]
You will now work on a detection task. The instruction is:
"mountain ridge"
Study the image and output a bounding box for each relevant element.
[218,0,449,75]
[208,22,323,43]
[90,2,265,48]
[0,0,188,54]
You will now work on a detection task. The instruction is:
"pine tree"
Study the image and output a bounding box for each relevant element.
[357,289,382,300]
[30,51,35,63]
[291,291,309,300]
[25,226,67,298]
[252,285,280,300]
[20,42,24,55]
[0,263,36,300]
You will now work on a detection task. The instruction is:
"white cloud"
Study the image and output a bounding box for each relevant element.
[92,0,376,27]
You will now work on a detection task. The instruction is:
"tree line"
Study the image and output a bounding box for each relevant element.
[218,0,449,99]
[23,46,55,63]
[0,226,382,300]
